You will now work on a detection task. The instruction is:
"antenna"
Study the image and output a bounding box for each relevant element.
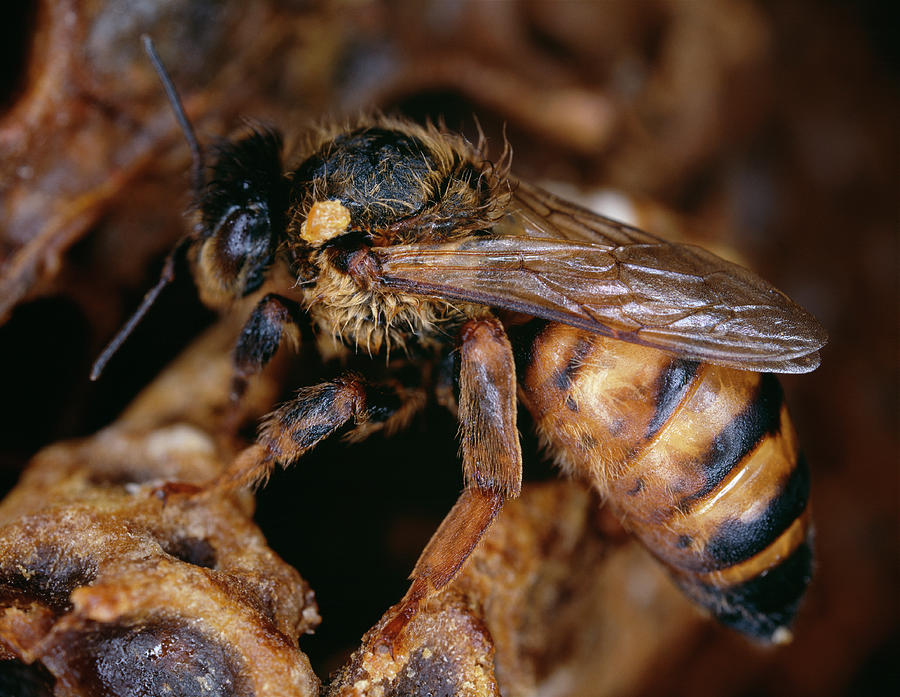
[90,37,203,380]
[141,34,205,193]
[90,238,188,380]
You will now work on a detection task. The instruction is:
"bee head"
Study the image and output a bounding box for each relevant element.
[91,37,288,380]
[194,129,286,306]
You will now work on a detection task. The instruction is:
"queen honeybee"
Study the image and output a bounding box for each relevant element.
[94,38,826,646]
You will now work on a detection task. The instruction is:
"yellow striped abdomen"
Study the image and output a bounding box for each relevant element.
[509,319,812,642]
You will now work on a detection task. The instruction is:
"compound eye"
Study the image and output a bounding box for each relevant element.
[213,204,270,278]
[196,203,273,302]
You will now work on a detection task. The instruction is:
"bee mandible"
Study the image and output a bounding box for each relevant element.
[93,38,827,646]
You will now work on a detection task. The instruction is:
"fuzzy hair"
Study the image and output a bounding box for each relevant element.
[303,259,478,357]
[284,114,512,247]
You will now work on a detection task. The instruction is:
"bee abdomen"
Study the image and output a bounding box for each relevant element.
[673,511,813,642]
[510,323,813,642]
[611,367,812,641]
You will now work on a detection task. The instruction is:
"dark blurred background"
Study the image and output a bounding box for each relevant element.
[0,1,896,694]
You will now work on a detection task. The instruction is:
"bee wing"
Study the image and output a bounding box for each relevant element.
[495,179,668,246]
[373,190,826,373]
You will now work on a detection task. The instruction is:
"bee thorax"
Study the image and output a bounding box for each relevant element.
[303,262,465,355]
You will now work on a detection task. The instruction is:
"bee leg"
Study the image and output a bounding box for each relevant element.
[457,316,523,498]
[375,487,503,655]
[376,316,521,652]
[230,293,303,405]
[217,373,424,491]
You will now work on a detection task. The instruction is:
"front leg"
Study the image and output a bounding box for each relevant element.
[380,316,522,646]
[218,372,424,491]
[230,293,304,404]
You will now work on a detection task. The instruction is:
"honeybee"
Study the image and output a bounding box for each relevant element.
[95,39,826,646]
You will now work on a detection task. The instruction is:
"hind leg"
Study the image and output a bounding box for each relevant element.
[377,316,522,648]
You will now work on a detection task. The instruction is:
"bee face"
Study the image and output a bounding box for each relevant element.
[194,129,286,306]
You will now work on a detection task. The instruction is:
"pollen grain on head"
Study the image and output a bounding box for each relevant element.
[300,200,352,245]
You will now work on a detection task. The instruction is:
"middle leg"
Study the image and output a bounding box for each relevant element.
[218,372,425,491]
